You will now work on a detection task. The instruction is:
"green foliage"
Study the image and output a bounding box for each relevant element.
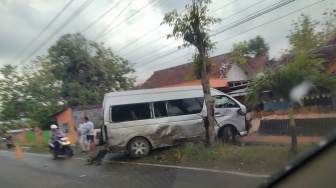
[231,35,270,64]
[162,0,221,52]
[0,65,27,120]
[247,35,270,57]
[0,33,135,130]
[287,14,325,53]
[47,33,135,106]
[245,53,336,109]
[321,7,336,42]
[231,43,248,65]
[141,143,310,172]
[186,53,212,81]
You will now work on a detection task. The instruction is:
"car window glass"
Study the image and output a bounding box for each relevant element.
[213,95,239,108]
[154,101,168,117]
[111,103,151,122]
[167,97,204,116]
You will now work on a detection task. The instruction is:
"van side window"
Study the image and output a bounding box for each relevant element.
[111,103,151,122]
[154,101,167,118]
[213,95,239,108]
[167,97,204,116]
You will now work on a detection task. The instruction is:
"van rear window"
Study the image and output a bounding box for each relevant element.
[111,103,151,122]
[167,97,204,116]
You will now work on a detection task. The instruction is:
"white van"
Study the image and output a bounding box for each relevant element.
[100,86,250,158]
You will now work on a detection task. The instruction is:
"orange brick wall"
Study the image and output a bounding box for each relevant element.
[56,108,76,143]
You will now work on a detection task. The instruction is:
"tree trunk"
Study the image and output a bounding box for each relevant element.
[198,47,215,146]
[288,107,298,153]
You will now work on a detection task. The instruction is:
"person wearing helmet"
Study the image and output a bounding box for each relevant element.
[49,124,63,152]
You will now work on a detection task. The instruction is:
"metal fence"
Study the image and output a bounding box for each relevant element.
[259,118,336,136]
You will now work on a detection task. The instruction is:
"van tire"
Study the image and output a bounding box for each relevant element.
[127,137,151,159]
[222,127,235,144]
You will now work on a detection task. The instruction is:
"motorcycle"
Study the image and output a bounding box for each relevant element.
[2,137,15,149]
[48,134,74,158]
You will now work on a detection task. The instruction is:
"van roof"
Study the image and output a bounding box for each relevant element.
[106,86,204,97]
[103,86,223,106]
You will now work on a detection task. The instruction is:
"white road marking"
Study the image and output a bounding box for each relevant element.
[105,160,270,178]
[0,150,270,178]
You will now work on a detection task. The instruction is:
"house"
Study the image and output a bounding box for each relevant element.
[52,105,102,143]
[262,33,336,112]
[138,53,269,103]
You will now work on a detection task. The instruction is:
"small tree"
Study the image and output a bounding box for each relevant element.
[230,35,270,65]
[245,53,336,153]
[162,0,220,146]
[287,14,325,53]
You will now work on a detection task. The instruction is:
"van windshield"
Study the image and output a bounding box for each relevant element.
[213,95,239,108]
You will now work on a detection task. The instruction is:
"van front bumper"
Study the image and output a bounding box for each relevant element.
[239,130,248,136]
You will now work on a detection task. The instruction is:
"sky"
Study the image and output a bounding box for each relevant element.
[0,0,334,83]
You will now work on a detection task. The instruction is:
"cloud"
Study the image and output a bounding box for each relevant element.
[0,0,330,80]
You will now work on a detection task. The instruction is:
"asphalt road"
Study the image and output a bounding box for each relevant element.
[0,150,268,188]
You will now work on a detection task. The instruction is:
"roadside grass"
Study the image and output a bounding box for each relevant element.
[139,142,312,173]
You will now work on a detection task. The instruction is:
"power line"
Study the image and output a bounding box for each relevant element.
[115,24,161,53]
[211,0,294,36]
[95,0,135,41]
[135,47,188,68]
[99,0,167,42]
[21,0,93,63]
[81,0,123,33]
[136,0,325,74]
[219,0,266,22]
[115,6,188,54]
[12,0,74,63]
[118,1,237,56]
[123,33,168,59]
[211,0,238,13]
[133,40,178,63]
[136,53,192,74]
[123,0,266,61]
[216,0,325,43]
[133,0,294,69]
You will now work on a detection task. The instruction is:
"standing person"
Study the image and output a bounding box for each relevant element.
[83,117,95,153]
[79,119,89,153]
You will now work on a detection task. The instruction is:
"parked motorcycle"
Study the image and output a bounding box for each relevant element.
[48,135,74,158]
[2,137,15,149]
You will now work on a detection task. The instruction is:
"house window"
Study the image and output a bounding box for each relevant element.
[167,97,204,116]
[111,103,151,122]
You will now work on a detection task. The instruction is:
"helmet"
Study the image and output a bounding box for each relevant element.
[50,124,58,129]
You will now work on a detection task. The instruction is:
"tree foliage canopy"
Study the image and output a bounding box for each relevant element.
[231,35,270,64]
[245,53,336,109]
[0,33,135,129]
[47,33,135,106]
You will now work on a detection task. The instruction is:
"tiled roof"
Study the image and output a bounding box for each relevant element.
[138,53,268,89]
[161,78,229,88]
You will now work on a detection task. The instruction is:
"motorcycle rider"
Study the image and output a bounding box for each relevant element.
[49,124,63,152]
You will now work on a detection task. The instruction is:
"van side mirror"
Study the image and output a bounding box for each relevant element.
[237,108,246,116]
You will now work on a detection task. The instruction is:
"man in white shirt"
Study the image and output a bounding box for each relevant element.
[79,119,89,153]
[83,117,95,153]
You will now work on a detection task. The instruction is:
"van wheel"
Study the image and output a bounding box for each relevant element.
[222,127,235,144]
[127,137,150,159]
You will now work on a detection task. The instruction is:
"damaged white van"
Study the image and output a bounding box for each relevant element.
[100,86,251,158]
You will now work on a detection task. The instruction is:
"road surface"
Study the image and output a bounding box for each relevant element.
[0,150,268,188]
